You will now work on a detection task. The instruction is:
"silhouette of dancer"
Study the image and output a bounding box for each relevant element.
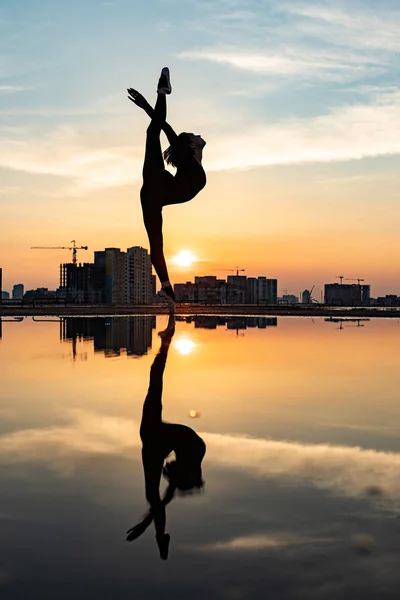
[127,315,206,560]
[127,68,206,312]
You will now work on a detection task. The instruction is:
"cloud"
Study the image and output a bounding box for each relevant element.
[205,92,400,170]
[282,3,400,52]
[178,48,379,81]
[2,91,400,186]
[0,125,143,192]
[0,85,30,94]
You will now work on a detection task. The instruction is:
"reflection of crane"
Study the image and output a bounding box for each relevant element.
[325,317,370,331]
[345,278,365,285]
[31,240,88,265]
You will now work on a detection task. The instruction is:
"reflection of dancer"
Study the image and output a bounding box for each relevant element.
[127,316,206,560]
[127,68,206,312]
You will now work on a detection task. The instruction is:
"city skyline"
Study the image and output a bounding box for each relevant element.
[1,0,400,297]
[3,248,400,303]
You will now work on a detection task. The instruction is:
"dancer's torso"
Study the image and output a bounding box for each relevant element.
[141,158,206,207]
[142,422,204,460]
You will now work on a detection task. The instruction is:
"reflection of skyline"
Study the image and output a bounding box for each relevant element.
[176,316,278,330]
[62,316,156,357]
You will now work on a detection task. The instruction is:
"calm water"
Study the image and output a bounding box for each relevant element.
[1,315,400,599]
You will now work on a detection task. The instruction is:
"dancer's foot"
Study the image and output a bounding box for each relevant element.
[160,284,175,302]
[157,67,172,95]
[158,288,176,315]
[127,88,148,110]
[158,315,176,340]
[156,533,170,560]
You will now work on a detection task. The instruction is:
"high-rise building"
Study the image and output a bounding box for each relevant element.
[258,277,278,304]
[125,246,152,304]
[301,289,311,303]
[195,276,226,304]
[105,248,126,304]
[246,277,258,303]
[325,283,370,306]
[227,275,247,303]
[12,284,24,300]
[1,291,9,299]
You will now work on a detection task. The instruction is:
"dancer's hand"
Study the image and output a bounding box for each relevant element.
[126,521,148,541]
[127,88,148,109]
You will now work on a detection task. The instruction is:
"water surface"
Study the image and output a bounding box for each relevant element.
[1,315,400,599]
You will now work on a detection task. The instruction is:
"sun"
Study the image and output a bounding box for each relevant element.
[173,249,197,267]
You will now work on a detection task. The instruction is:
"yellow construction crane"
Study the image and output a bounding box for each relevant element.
[31,240,88,265]
[345,278,365,285]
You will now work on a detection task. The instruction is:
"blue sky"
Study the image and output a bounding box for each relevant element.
[1,0,400,294]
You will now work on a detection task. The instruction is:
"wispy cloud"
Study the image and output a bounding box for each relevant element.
[0,85,30,94]
[0,125,142,192]
[181,0,399,90]
[205,92,400,170]
[1,91,400,188]
[282,3,400,52]
[178,48,380,81]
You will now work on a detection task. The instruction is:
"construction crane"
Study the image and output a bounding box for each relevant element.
[230,267,245,276]
[212,267,245,276]
[303,286,319,304]
[345,278,365,285]
[336,275,344,284]
[31,240,88,265]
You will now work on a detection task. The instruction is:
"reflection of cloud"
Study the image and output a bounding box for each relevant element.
[203,432,400,505]
[200,533,336,551]
[2,413,400,509]
[0,410,141,475]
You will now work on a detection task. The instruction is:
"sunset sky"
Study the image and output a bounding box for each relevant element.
[1,0,400,297]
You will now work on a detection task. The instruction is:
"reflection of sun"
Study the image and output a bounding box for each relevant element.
[174,338,196,355]
[173,250,197,267]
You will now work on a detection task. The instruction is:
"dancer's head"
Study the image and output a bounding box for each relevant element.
[162,439,206,493]
[164,132,206,167]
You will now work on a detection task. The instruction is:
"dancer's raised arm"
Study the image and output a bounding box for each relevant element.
[128,88,178,147]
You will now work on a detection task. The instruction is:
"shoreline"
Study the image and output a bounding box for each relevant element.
[1,304,399,318]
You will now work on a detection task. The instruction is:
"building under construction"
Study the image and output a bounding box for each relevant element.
[59,259,105,304]
[324,283,371,306]
[59,246,153,304]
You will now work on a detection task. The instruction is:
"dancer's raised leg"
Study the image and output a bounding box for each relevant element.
[127,89,178,147]
[134,70,176,310]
